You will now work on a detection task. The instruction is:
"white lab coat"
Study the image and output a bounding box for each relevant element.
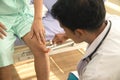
[77,15,120,80]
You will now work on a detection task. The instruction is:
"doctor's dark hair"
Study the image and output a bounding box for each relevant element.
[51,0,106,32]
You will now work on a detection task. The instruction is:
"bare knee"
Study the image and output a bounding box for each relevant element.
[22,33,49,56]
[30,43,49,57]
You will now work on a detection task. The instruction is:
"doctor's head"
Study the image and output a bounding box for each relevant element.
[52,0,106,44]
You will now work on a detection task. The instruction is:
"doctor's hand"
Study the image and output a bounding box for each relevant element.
[52,33,68,44]
[30,19,46,44]
[0,22,7,39]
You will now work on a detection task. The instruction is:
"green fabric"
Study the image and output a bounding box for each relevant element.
[0,13,33,67]
[0,0,32,30]
[0,0,29,15]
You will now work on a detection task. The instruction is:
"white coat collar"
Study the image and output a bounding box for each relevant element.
[83,20,111,59]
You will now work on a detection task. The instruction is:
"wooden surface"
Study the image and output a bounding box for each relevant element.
[13,50,83,80]
[105,0,120,15]
[109,0,120,6]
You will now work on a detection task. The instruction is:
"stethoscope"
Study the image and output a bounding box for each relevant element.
[79,20,112,79]
[83,20,112,62]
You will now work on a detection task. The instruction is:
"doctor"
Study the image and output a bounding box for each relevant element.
[52,0,120,80]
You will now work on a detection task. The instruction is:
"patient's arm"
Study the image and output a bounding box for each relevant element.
[52,33,68,44]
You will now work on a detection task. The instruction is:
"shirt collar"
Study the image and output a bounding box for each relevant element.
[83,20,111,59]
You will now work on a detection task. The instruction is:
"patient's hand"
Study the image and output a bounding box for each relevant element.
[52,33,68,44]
[0,22,7,39]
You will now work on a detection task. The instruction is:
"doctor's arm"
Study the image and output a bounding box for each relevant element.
[52,33,68,44]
